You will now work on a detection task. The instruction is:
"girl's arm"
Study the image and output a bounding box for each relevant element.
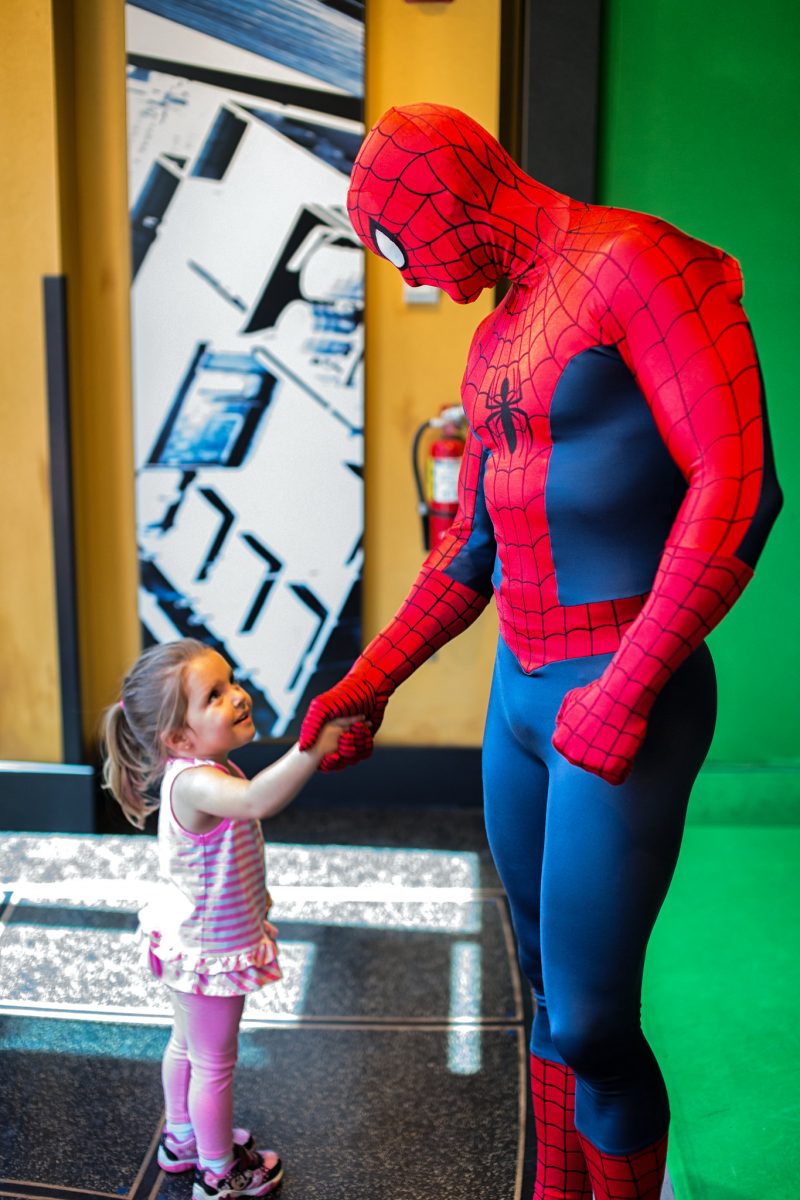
[173,722,350,827]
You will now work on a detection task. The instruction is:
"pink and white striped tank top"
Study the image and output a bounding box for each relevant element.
[139,757,280,996]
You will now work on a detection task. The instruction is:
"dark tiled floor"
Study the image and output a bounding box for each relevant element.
[1,1018,524,1199]
[0,807,535,1199]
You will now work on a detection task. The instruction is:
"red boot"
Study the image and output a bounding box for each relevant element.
[530,1054,592,1199]
[578,1131,668,1200]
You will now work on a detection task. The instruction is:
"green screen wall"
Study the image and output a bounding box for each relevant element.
[597,1,799,778]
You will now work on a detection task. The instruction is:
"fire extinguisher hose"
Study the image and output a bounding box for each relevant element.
[412,419,432,550]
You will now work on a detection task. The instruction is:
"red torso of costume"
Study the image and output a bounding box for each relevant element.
[432,198,760,672]
[446,206,655,670]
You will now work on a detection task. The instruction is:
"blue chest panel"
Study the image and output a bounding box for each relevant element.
[443,443,496,598]
[547,345,686,605]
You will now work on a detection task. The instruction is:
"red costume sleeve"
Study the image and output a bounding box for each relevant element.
[552,225,782,783]
[299,427,493,769]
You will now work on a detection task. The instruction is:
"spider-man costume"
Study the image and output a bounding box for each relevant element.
[300,105,781,1199]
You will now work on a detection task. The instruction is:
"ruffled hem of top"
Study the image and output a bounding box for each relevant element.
[144,928,279,976]
[149,948,282,996]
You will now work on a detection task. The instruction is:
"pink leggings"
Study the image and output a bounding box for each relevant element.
[162,989,245,1162]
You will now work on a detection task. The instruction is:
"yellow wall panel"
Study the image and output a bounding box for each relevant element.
[0,1,64,760]
[363,0,502,744]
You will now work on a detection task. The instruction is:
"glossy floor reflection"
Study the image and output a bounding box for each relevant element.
[0,807,534,1200]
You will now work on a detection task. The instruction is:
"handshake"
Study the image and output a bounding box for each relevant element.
[299,675,388,772]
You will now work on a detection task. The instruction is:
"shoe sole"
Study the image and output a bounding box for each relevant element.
[262,1163,284,1194]
[158,1150,194,1174]
[191,1163,283,1199]
[244,1161,284,1198]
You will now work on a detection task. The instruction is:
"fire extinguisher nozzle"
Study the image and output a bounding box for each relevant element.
[430,405,464,427]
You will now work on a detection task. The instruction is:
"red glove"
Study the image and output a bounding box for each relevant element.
[553,549,752,784]
[301,680,385,772]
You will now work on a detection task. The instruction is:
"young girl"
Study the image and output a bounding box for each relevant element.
[101,638,362,1199]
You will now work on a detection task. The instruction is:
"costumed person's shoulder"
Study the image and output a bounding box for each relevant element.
[604,208,738,288]
[579,204,743,318]
[560,204,658,287]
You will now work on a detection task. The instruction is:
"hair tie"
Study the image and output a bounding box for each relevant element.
[118,699,125,712]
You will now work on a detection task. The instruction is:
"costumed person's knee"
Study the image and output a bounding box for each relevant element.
[510,922,542,989]
[548,1002,637,1081]
[529,995,566,1064]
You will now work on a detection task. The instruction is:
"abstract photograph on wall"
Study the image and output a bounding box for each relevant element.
[125,0,364,738]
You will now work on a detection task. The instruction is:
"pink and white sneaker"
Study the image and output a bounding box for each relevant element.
[192,1142,284,1199]
[157,1126,254,1173]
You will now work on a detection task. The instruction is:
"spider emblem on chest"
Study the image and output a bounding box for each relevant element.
[484,371,531,454]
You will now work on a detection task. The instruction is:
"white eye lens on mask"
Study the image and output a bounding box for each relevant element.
[373,224,408,270]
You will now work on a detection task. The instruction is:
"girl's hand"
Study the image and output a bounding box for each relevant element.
[313,715,364,759]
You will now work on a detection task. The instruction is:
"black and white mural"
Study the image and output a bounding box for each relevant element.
[125,0,364,738]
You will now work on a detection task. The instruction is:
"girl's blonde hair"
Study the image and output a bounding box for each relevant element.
[99,638,210,829]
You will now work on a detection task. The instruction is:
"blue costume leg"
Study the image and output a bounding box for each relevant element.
[482,646,549,1006]
[483,644,593,1199]
[483,639,716,1157]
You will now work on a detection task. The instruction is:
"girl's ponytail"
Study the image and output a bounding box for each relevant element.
[99,638,207,829]
[99,702,157,829]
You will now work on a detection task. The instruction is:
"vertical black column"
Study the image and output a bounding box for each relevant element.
[501,0,604,202]
[499,0,527,163]
[43,274,84,763]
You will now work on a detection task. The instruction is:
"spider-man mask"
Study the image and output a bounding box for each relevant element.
[347,103,568,303]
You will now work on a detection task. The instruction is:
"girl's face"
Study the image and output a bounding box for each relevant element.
[168,650,255,762]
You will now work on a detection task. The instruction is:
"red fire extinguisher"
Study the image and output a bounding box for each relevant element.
[412,405,466,550]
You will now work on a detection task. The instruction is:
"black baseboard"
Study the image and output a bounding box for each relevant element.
[232,744,484,808]
[0,762,96,833]
[44,276,84,765]
[1,750,484,837]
